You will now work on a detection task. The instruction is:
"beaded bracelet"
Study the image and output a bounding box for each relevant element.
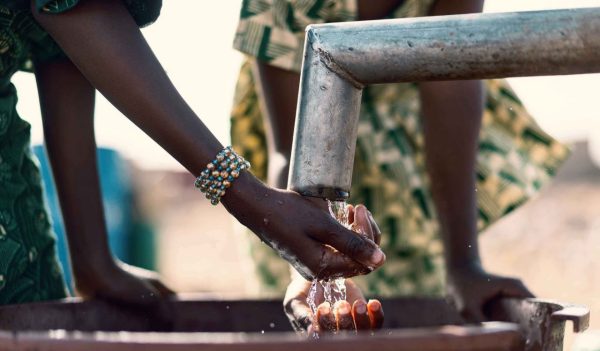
[194,146,251,205]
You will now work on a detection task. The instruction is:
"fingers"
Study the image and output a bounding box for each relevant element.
[367,300,384,330]
[347,204,355,224]
[315,247,373,279]
[318,299,384,335]
[334,301,354,331]
[313,223,386,271]
[367,211,382,246]
[353,205,374,241]
[499,278,535,298]
[316,302,336,334]
[352,300,371,331]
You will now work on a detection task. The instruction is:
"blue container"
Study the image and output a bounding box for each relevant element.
[32,145,133,292]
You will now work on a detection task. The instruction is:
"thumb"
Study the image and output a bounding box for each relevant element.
[285,297,314,332]
[314,222,386,270]
[284,280,315,332]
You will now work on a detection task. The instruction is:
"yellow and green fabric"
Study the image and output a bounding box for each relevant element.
[231,0,569,297]
[0,0,161,304]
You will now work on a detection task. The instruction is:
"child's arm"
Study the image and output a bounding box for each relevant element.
[421,0,533,321]
[35,56,173,304]
[30,0,385,280]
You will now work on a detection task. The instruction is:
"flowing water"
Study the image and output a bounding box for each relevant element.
[306,200,356,334]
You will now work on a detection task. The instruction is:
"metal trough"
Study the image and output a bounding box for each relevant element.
[0,296,588,351]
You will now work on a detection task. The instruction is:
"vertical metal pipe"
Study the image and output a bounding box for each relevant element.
[288,30,363,200]
[288,8,600,200]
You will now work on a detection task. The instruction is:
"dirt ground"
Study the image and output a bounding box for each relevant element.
[137,140,600,350]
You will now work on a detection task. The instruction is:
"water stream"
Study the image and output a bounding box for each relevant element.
[306,200,356,333]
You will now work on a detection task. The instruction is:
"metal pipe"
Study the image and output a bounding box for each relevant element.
[288,8,600,200]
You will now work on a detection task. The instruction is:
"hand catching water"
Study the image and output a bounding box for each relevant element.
[283,204,384,337]
[221,173,386,280]
[285,277,384,337]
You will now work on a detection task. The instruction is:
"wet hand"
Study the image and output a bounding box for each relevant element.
[222,173,385,280]
[283,204,384,336]
[284,277,384,337]
[446,263,534,322]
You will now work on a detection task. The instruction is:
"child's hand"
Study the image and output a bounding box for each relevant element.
[222,173,385,280]
[74,260,173,305]
[284,277,384,337]
[446,263,534,322]
[283,204,384,336]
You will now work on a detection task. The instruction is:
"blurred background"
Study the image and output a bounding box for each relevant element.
[11,1,600,350]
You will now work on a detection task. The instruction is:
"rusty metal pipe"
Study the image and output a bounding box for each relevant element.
[288,8,600,199]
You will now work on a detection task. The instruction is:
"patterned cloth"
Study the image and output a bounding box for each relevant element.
[0,0,161,304]
[231,0,570,297]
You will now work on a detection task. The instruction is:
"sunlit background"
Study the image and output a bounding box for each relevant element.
[9,1,600,350]
[12,0,600,170]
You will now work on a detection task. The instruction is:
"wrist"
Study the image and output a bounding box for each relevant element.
[446,259,483,276]
[71,252,118,291]
[220,171,265,217]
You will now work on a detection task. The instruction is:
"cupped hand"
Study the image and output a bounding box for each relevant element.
[222,173,385,280]
[284,277,384,337]
[283,204,384,336]
[446,263,534,322]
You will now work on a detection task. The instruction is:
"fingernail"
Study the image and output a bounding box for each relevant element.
[318,303,331,315]
[335,301,350,315]
[368,300,381,311]
[370,249,386,266]
[368,211,381,234]
[355,302,367,314]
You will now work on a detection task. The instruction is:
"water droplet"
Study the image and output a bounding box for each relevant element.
[277,200,284,205]
[261,330,265,334]
[263,218,269,225]
[468,245,472,248]
[226,305,230,310]
[269,322,275,328]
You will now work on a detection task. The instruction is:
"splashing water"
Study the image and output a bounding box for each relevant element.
[306,200,356,332]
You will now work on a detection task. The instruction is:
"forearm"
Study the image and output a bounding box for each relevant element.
[421,0,486,269]
[420,80,484,268]
[31,0,221,176]
[30,0,267,217]
[35,58,116,284]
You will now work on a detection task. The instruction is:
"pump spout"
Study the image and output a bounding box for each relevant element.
[288,8,600,200]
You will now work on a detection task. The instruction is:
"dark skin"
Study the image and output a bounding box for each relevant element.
[36,57,174,303]
[284,205,384,337]
[29,0,385,305]
[259,0,533,328]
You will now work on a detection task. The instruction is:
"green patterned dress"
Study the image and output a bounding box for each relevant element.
[0,0,160,304]
[231,0,569,297]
